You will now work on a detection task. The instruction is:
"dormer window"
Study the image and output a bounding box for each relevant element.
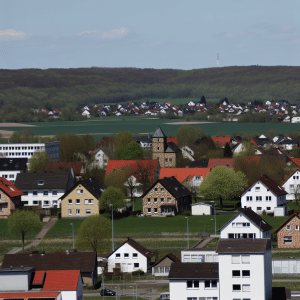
[38,180,45,186]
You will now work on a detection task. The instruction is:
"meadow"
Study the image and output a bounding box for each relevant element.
[0,116,300,141]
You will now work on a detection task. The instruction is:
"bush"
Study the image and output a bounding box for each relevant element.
[132,269,144,276]
[181,210,191,216]
[57,212,61,219]
[39,214,44,222]
[166,215,174,217]
[262,210,266,215]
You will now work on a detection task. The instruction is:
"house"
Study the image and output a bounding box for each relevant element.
[89,149,110,169]
[133,135,152,151]
[0,268,83,300]
[240,174,287,215]
[152,253,180,277]
[159,167,210,193]
[60,178,104,218]
[152,126,180,167]
[107,237,154,273]
[0,158,27,183]
[274,213,300,248]
[281,168,300,201]
[208,158,235,169]
[180,145,195,161]
[0,142,60,161]
[211,136,231,148]
[2,251,98,286]
[0,177,23,219]
[106,160,160,198]
[219,207,273,239]
[15,172,74,209]
[168,262,219,300]
[216,238,272,300]
[142,176,192,216]
[46,161,85,180]
[191,202,215,215]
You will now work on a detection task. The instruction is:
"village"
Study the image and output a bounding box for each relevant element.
[1,125,300,300]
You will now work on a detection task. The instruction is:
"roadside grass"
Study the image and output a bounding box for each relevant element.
[272,251,300,258]
[272,281,300,291]
[0,241,32,258]
[273,276,300,279]
[157,285,169,292]
[24,241,73,253]
[45,218,84,239]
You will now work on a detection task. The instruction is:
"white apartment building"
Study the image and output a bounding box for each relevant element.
[282,169,300,201]
[241,175,287,214]
[0,158,27,183]
[0,141,60,160]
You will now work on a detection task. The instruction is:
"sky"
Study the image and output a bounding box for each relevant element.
[0,0,299,70]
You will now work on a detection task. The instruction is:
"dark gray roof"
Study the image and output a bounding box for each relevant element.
[189,160,209,168]
[216,239,271,254]
[159,176,192,198]
[168,262,218,280]
[152,126,166,138]
[133,136,152,143]
[219,207,272,232]
[165,142,180,153]
[15,173,70,190]
[0,158,27,172]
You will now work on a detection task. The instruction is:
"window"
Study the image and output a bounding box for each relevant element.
[296,225,299,231]
[86,209,91,216]
[134,263,139,268]
[76,209,80,216]
[43,191,48,196]
[154,188,158,192]
[77,189,83,194]
[9,174,14,178]
[116,253,120,258]
[154,198,157,203]
[246,196,252,201]
[33,201,38,205]
[287,225,291,231]
[33,191,38,196]
[232,255,240,264]
[266,207,271,211]
[242,270,250,277]
[205,280,217,289]
[76,199,80,205]
[161,188,164,192]
[161,198,164,203]
[68,209,72,216]
[242,284,250,292]
[68,199,72,205]
[257,207,262,211]
[256,196,262,201]
[233,284,241,291]
[23,191,28,196]
[38,180,45,185]
[290,184,295,189]
[255,187,260,191]
[241,255,250,264]
[124,253,129,258]
[187,280,199,289]
[168,198,172,203]
[52,191,57,196]
[266,196,271,201]
[154,208,158,213]
[85,199,94,205]
[232,270,240,277]
[133,253,138,258]
[284,236,292,244]
[147,208,151,214]
[147,198,150,203]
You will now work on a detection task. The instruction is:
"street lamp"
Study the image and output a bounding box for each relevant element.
[185,217,189,249]
[210,201,217,236]
[70,223,74,249]
[109,204,115,251]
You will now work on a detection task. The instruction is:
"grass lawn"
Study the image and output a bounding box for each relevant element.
[272,281,300,291]
[272,251,300,258]
[45,218,84,239]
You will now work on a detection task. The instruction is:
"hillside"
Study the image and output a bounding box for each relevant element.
[0,66,299,116]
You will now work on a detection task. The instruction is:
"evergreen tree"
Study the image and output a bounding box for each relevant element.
[223,142,233,158]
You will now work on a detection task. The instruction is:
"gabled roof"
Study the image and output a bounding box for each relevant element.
[288,157,300,168]
[208,158,234,169]
[143,176,192,199]
[168,262,218,280]
[211,136,231,147]
[153,253,180,267]
[219,207,272,233]
[60,178,104,200]
[108,238,154,258]
[165,141,180,153]
[105,160,159,183]
[216,238,271,254]
[282,168,300,186]
[152,126,166,138]
[40,270,81,291]
[159,168,210,183]
[0,177,23,197]
[46,161,85,176]
[15,173,71,190]
[167,138,178,145]
[189,159,209,168]
[274,213,300,233]
[240,174,287,197]
[0,158,27,172]
[2,252,97,273]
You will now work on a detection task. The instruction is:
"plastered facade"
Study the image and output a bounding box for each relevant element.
[0,192,20,219]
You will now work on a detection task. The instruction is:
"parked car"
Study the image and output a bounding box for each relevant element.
[100,288,116,296]
[160,292,170,300]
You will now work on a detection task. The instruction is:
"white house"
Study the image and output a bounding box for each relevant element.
[152,253,180,277]
[219,207,273,239]
[0,142,60,161]
[169,263,219,300]
[191,202,215,216]
[181,248,218,263]
[90,149,109,169]
[240,174,287,215]
[107,238,154,273]
[282,169,300,201]
[216,239,272,300]
[15,172,73,209]
[0,158,27,183]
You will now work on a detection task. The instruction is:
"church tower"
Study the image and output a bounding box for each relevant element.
[152,126,167,166]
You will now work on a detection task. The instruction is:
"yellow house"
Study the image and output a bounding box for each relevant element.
[60,178,104,218]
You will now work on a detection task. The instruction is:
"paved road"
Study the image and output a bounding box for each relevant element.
[7,217,58,254]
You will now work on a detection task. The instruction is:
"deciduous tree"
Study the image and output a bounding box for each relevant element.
[115,141,144,160]
[28,151,51,173]
[176,125,206,146]
[100,186,126,213]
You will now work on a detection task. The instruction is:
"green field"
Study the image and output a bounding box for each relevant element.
[1,117,300,141]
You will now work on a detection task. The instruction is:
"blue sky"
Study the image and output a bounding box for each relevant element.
[0,0,299,69]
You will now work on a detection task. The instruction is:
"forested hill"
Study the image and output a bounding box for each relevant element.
[0,66,300,112]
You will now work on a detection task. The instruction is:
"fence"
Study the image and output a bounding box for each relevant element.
[272,259,300,275]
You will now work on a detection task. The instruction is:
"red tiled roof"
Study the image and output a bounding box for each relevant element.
[159,168,210,182]
[208,158,235,169]
[289,157,300,168]
[0,292,60,299]
[105,160,159,182]
[0,177,23,197]
[46,162,85,176]
[211,136,231,147]
[32,271,46,284]
[40,270,81,291]
[167,138,178,145]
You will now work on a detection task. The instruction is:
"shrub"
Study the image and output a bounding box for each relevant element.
[132,269,144,276]
[262,210,266,215]
[181,210,191,216]
[57,212,61,219]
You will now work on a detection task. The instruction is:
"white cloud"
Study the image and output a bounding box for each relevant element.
[77,27,130,40]
[0,29,32,40]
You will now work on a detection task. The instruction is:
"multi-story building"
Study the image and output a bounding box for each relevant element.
[0,158,27,183]
[0,142,60,160]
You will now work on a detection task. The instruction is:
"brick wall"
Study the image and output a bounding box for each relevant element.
[277,216,300,248]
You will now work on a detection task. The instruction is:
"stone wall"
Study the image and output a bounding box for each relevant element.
[277,216,300,248]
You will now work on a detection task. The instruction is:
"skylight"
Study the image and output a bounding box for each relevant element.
[38,180,45,185]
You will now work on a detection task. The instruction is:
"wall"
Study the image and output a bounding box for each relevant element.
[181,250,218,263]
[277,216,300,248]
[0,271,31,291]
